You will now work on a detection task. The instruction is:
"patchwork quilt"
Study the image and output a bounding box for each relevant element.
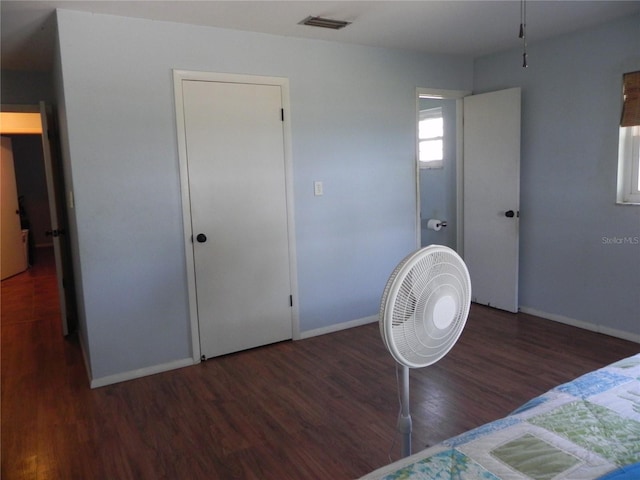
[360,353,640,480]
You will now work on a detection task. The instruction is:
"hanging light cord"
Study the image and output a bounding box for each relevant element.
[519,0,528,67]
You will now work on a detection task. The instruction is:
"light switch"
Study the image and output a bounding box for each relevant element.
[314,181,324,196]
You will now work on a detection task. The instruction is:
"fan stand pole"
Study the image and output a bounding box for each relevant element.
[398,364,412,457]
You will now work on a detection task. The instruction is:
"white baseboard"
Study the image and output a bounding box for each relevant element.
[87,316,379,387]
[90,357,196,389]
[85,308,637,388]
[519,306,640,344]
[78,330,93,385]
[299,314,378,340]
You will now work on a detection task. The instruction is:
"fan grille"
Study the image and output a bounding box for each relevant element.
[380,245,471,368]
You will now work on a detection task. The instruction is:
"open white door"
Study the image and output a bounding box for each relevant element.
[463,88,521,312]
[1,136,28,279]
[40,102,74,335]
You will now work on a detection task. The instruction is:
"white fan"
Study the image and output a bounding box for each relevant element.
[379,244,471,457]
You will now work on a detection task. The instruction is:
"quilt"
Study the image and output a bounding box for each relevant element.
[360,353,640,480]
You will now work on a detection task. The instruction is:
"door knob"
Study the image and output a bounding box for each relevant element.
[505,210,515,218]
[196,233,207,243]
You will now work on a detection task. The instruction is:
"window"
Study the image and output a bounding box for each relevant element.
[617,71,640,204]
[418,107,443,168]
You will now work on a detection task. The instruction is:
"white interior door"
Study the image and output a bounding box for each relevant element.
[181,79,293,359]
[1,136,27,279]
[463,88,521,312]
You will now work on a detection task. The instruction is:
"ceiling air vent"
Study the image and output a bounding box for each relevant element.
[299,16,351,30]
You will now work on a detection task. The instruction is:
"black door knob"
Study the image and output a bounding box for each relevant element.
[505,210,515,218]
[196,233,207,243]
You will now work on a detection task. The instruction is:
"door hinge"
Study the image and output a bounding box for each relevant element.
[289,295,293,307]
[281,109,284,122]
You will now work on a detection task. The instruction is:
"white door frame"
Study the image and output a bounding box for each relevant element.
[173,70,300,364]
[415,88,471,253]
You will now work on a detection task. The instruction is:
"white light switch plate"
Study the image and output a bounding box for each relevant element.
[314,181,324,196]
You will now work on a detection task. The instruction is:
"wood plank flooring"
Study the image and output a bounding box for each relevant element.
[2,248,639,479]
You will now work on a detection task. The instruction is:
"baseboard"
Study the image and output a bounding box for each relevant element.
[519,306,640,344]
[81,308,637,387]
[88,316,378,386]
[77,330,93,385]
[299,314,378,340]
[90,357,196,389]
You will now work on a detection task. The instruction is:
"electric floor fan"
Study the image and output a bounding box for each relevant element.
[379,245,471,457]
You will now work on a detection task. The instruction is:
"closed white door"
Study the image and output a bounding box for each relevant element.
[181,80,293,359]
[1,136,27,280]
[463,88,521,312]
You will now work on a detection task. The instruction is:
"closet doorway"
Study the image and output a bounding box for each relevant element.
[174,71,298,361]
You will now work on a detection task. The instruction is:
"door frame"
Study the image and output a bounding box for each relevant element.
[415,88,470,253]
[173,70,300,364]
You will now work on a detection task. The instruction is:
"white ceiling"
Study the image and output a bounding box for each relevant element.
[2,0,639,71]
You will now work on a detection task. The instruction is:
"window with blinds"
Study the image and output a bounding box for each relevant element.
[618,71,640,204]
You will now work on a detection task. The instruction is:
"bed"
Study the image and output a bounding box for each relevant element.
[360,353,640,480]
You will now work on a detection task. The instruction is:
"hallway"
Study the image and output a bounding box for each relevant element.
[1,247,88,477]
[2,247,60,329]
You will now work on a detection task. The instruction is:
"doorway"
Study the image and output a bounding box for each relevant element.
[0,104,75,334]
[416,88,469,252]
[174,71,299,361]
[415,87,521,313]
[1,136,28,279]
[1,134,48,275]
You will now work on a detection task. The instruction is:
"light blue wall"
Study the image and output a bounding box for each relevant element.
[55,9,473,380]
[474,14,640,336]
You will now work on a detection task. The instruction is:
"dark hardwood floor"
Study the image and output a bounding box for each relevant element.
[2,248,639,479]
